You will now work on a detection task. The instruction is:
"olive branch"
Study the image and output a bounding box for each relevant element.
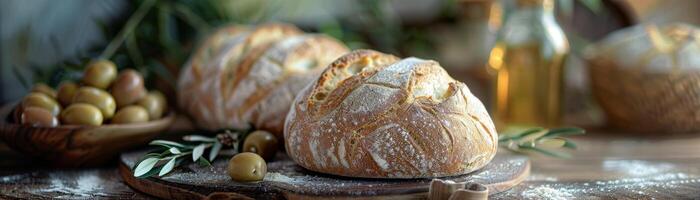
[132,130,249,178]
[499,127,585,158]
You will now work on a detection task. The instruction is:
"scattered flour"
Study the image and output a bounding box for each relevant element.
[513,172,700,199]
[37,170,109,199]
[265,172,302,183]
[527,174,559,182]
[522,185,573,200]
[602,160,675,177]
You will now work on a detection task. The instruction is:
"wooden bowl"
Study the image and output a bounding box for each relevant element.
[0,103,175,167]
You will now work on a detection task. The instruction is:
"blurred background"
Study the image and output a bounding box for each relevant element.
[1,0,699,129]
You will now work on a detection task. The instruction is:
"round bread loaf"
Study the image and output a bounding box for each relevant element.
[284,50,498,178]
[586,23,700,133]
[178,23,349,137]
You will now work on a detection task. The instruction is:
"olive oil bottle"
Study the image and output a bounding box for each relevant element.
[488,0,569,130]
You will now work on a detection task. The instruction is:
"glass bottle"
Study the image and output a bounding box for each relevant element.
[487,0,569,130]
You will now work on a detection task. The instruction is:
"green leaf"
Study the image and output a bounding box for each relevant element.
[134,157,159,177]
[183,135,216,142]
[196,157,211,167]
[209,141,222,161]
[136,166,162,178]
[150,140,189,148]
[133,152,162,169]
[563,139,578,149]
[542,127,585,139]
[125,34,144,68]
[99,0,157,59]
[536,138,567,149]
[192,144,206,161]
[159,157,178,176]
[520,146,572,159]
[169,147,182,154]
[519,129,548,143]
[499,127,545,142]
[171,2,211,32]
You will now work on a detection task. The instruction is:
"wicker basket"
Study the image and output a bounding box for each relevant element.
[586,23,700,133]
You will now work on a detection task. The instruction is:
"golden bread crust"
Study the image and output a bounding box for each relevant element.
[178,24,348,138]
[285,50,498,178]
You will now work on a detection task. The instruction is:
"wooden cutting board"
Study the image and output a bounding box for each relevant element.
[119,150,529,199]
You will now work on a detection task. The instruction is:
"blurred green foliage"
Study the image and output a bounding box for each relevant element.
[15,0,604,91]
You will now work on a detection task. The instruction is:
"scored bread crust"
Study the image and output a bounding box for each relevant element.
[178,23,348,138]
[285,50,498,178]
[233,35,349,136]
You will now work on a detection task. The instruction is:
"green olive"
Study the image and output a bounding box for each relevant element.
[56,81,79,106]
[83,59,117,89]
[21,92,61,116]
[61,103,103,126]
[243,130,279,161]
[137,91,167,120]
[111,69,147,107]
[227,152,267,182]
[21,107,59,127]
[111,105,149,124]
[72,87,116,119]
[31,83,57,98]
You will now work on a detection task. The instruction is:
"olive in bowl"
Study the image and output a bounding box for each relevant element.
[21,107,59,127]
[137,91,167,120]
[72,87,116,119]
[56,81,79,106]
[21,92,61,116]
[112,105,149,124]
[31,83,57,98]
[83,60,118,89]
[111,69,147,107]
[61,103,104,126]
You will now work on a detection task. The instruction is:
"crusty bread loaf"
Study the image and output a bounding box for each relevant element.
[284,50,498,178]
[586,23,700,133]
[178,23,349,137]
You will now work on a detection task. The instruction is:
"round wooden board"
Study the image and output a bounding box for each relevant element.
[119,150,529,199]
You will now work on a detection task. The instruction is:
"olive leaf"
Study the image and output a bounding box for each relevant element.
[192,144,206,161]
[519,146,572,159]
[563,140,577,149]
[184,135,217,142]
[536,138,567,149]
[169,147,182,154]
[159,157,178,176]
[196,157,212,167]
[134,152,162,166]
[209,141,222,161]
[134,157,159,177]
[499,127,584,159]
[542,127,586,139]
[499,128,545,142]
[136,166,163,178]
[151,140,189,148]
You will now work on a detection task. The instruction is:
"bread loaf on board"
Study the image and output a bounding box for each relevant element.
[178,23,349,137]
[284,50,498,178]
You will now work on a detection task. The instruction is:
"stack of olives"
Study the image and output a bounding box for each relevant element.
[227,130,279,182]
[18,60,167,127]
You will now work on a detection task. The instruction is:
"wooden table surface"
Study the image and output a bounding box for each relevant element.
[2,128,700,199]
